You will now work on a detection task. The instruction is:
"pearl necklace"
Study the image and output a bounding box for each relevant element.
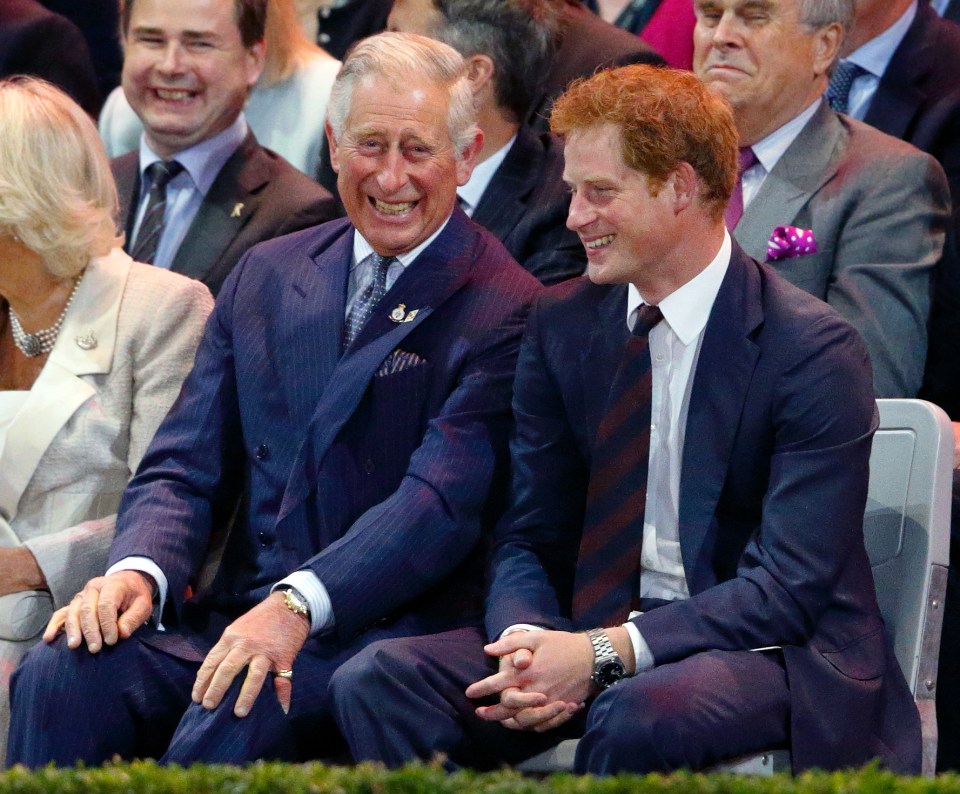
[8,275,82,358]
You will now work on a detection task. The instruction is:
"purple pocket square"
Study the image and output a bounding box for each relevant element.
[766,226,818,262]
[376,348,426,377]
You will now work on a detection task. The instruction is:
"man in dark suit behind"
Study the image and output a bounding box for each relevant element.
[387,0,586,285]
[0,0,101,115]
[8,32,540,767]
[112,0,336,296]
[329,64,920,775]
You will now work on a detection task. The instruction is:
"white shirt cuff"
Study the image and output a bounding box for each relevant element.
[499,623,545,639]
[625,620,655,673]
[106,556,167,630]
[273,570,333,636]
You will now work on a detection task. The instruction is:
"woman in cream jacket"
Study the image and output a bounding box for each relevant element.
[0,77,213,764]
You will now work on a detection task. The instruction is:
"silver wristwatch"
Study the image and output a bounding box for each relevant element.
[587,628,627,689]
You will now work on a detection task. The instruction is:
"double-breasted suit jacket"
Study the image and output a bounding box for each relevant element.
[112,132,337,296]
[486,243,921,773]
[108,210,542,659]
[731,101,950,398]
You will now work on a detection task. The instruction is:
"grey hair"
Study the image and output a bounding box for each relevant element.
[327,32,479,158]
[432,0,557,123]
[798,0,853,68]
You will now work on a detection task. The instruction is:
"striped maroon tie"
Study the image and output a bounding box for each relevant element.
[572,303,663,629]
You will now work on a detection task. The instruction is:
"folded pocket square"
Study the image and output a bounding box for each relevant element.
[767,225,818,262]
[376,349,426,377]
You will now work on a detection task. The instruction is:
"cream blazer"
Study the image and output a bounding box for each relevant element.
[0,248,213,641]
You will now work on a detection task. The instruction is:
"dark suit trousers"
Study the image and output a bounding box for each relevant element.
[936,469,960,771]
[7,627,369,767]
[330,626,790,774]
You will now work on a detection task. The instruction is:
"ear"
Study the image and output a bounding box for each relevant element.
[465,54,495,96]
[455,129,485,186]
[325,121,341,174]
[668,162,698,214]
[811,22,843,78]
[244,40,267,88]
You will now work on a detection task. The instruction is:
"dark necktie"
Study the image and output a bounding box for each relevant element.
[826,61,868,114]
[572,304,663,629]
[342,252,395,351]
[725,146,758,231]
[130,160,184,264]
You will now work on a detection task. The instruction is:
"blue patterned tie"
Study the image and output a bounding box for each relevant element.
[826,61,867,113]
[130,160,184,264]
[572,304,663,629]
[342,252,394,351]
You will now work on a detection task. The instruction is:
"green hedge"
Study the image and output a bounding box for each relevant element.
[1,762,959,794]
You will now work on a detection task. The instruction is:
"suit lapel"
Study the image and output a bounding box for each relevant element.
[677,245,763,591]
[277,210,481,523]
[276,223,354,431]
[582,284,631,445]
[735,102,844,262]
[863,5,931,140]
[171,133,267,282]
[472,128,540,243]
[0,251,128,522]
[112,152,141,248]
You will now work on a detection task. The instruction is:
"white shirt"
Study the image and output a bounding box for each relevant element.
[741,99,821,209]
[109,217,454,636]
[838,1,917,121]
[456,135,517,217]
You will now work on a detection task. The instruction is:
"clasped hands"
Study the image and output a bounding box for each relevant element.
[466,629,596,733]
[45,573,309,717]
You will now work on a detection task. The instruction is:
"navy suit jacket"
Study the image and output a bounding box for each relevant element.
[109,209,541,657]
[473,127,585,286]
[485,244,920,773]
[114,133,337,296]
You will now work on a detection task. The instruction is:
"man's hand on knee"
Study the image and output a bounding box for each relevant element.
[192,592,310,718]
[44,571,155,652]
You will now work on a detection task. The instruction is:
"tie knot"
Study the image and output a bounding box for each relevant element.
[145,159,184,190]
[826,61,867,113]
[631,304,663,337]
[737,147,758,177]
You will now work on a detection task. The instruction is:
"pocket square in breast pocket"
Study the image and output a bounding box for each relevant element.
[766,225,818,262]
[376,348,426,377]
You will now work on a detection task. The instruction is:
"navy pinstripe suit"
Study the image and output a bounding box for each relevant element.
[8,209,541,766]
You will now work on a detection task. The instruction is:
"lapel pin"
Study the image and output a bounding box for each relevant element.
[75,330,97,350]
[389,304,420,323]
[231,202,244,218]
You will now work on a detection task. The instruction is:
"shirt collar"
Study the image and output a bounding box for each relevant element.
[351,213,453,269]
[751,98,821,176]
[457,134,517,214]
[627,229,732,346]
[138,114,248,196]
[844,0,917,78]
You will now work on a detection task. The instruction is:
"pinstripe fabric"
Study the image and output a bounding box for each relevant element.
[572,304,662,629]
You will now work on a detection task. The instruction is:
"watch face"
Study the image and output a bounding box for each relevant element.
[595,659,626,688]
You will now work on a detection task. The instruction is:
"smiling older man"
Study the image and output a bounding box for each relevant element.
[7,32,540,768]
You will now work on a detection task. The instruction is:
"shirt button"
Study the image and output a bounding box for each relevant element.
[655,353,665,362]
[255,444,269,461]
[319,32,331,43]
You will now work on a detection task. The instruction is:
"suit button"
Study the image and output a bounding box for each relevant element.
[363,458,376,474]
[255,444,270,461]
[258,532,273,547]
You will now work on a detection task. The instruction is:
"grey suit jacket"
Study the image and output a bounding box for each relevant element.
[114,132,337,296]
[732,101,950,398]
